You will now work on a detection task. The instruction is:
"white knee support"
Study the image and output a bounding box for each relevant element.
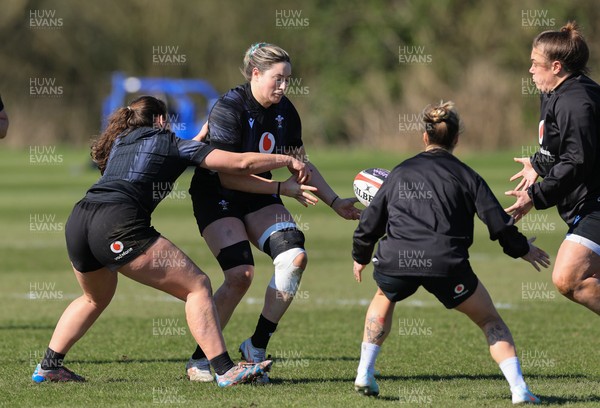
[268,247,306,295]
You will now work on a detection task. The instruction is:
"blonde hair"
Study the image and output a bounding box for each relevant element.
[422,101,461,149]
[533,21,589,75]
[241,42,291,81]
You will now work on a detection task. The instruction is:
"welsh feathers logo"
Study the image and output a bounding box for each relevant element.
[259,132,276,153]
[275,114,284,128]
[110,241,124,254]
[538,120,544,145]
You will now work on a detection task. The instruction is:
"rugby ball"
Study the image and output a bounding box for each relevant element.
[353,168,390,206]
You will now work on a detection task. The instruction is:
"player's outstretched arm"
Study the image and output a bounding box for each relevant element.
[292,146,361,219]
[219,173,318,207]
[520,237,551,272]
[201,149,309,180]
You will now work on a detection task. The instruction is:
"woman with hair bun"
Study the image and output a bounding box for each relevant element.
[352,102,548,403]
[31,95,312,386]
[506,21,600,316]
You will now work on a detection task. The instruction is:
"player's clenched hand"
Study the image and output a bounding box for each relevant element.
[192,122,209,142]
[510,157,539,191]
[354,261,367,282]
[281,175,318,207]
[521,237,551,272]
[332,197,361,220]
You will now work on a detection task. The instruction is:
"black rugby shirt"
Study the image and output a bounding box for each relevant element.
[192,82,302,185]
[353,150,529,277]
[85,127,214,214]
[529,74,600,226]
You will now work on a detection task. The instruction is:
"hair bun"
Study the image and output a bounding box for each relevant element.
[430,107,449,123]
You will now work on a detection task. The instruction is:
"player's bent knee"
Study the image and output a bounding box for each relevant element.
[552,270,576,297]
[293,250,308,269]
[223,265,254,291]
[553,276,574,297]
[189,273,213,295]
[85,293,114,310]
[264,228,305,258]
[269,247,307,295]
[262,228,307,295]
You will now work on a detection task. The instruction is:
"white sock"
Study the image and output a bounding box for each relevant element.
[357,342,380,379]
[499,356,526,390]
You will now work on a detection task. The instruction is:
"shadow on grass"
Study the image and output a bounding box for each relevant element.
[270,376,600,405]
[268,372,591,385]
[541,395,600,405]
[69,358,187,364]
[376,373,590,381]
[0,323,56,330]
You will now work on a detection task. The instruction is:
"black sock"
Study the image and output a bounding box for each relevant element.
[192,345,206,360]
[40,347,65,370]
[210,351,235,376]
[250,314,278,349]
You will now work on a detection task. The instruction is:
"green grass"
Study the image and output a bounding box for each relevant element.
[1,147,598,407]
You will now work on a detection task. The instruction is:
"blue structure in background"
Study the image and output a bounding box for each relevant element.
[102,72,220,139]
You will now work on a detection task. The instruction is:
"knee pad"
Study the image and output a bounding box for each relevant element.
[268,247,307,295]
[257,222,297,256]
[260,227,306,295]
[216,241,254,271]
[263,228,305,259]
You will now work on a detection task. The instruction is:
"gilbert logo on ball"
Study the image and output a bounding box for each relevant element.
[353,168,390,206]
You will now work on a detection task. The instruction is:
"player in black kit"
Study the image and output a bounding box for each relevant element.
[506,21,600,317]
[32,96,312,386]
[352,102,549,404]
[186,43,361,383]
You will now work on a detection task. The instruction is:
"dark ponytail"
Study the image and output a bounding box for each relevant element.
[92,96,167,173]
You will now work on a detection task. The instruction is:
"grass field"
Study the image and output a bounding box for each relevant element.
[1,146,599,407]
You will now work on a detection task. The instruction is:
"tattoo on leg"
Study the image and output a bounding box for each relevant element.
[366,316,385,343]
[485,322,509,346]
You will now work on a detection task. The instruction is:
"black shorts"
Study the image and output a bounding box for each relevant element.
[568,210,600,246]
[65,200,160,272]
[373,266,479,309]
[190,183,283,234]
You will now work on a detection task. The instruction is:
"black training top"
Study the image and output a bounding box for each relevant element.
[353,150,529,277]
[85,127,214,214]
[529,74,600,226]
[191,82,302,188]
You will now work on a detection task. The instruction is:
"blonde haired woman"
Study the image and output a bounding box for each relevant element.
[353,102,548,404]
[186,43,360,383]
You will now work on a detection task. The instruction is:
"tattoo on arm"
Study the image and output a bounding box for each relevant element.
[366,316,386,343]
